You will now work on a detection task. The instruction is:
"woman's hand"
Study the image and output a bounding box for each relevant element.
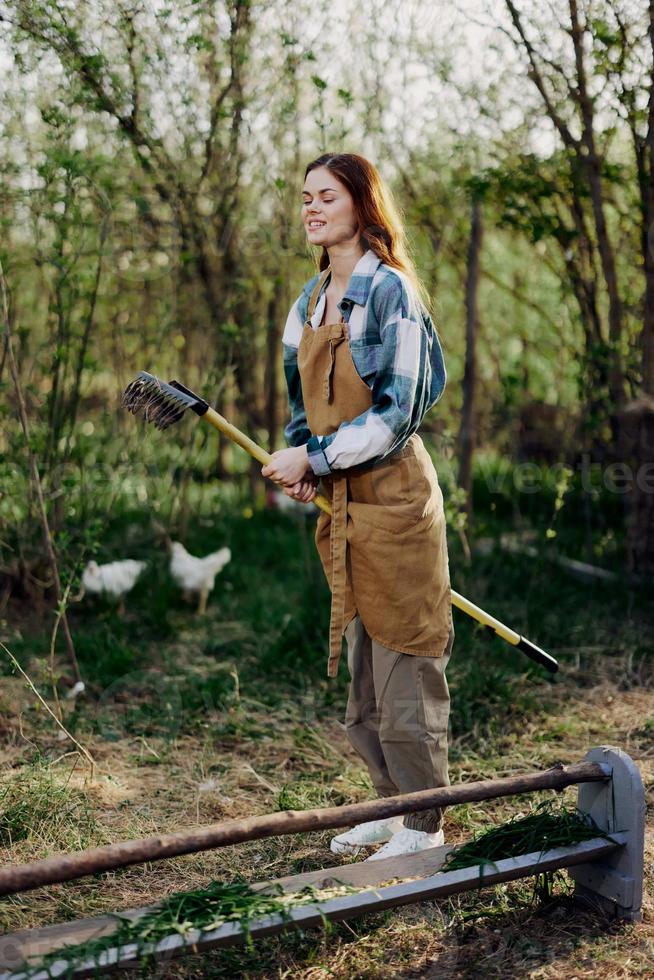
[282,474,318,504]
[261,445,312,488]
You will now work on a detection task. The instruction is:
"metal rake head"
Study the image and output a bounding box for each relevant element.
[121,371,209,430]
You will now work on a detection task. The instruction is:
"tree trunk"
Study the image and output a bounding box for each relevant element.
[569,0,624,423]
[616,396,654,576]
[642,2,654,396]
[458,197,483,528]
[264,283,282,453]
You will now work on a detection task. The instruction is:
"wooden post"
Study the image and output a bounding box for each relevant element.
[570,745,645,921]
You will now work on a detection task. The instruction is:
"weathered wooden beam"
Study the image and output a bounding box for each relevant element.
[0,843,454,973]
[0,761,610,897]
[258,840,453,893]
[0,835,624,980]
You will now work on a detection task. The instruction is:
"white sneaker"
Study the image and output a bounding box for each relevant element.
[365,826,445,862]
[329,815,405,855]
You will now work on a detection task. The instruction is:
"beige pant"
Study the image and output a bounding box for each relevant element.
[344,615,454,833]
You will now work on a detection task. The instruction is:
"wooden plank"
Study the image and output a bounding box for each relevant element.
[0,761,610,897]
[0,911,145,977]
[258,842,453,893]
[0,835,624,980]
[0,844,453,971]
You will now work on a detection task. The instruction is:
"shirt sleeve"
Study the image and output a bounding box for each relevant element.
[305,272,445,475]
[281,295,312,449]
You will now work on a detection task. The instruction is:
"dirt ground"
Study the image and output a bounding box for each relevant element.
[0,652,652,978]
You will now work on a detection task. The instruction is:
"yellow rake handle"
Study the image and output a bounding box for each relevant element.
[203,407,332,513]
[201,407,558,673]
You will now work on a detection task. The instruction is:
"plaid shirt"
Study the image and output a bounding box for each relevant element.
[281,248,447,475]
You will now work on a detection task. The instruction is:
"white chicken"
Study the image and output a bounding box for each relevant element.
[169,541,231,614]
[81,559,146,615]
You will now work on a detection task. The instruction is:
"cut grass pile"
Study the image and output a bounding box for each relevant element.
[20,880,347,979]
[442,800,615,872]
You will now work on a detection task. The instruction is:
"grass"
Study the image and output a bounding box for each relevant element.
[0,758,99,852]
[0,465,652,978]
[441,800,615,872]
[20,879,345,978]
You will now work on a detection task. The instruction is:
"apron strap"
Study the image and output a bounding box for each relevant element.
[307,267,332,319]
[324,332,347,402]
[327,473,348,677]
[305,267,351,676]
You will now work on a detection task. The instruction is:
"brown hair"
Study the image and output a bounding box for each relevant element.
[304,152,432,314]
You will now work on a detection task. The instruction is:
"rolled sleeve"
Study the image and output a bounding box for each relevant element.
[306,435,332,475]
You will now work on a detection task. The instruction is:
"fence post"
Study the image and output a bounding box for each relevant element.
[570,745,645,922]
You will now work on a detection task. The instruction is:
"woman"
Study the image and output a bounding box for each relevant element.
[262,152,454,861]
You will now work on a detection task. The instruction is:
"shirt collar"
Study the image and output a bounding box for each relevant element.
[309,248,382,326]
[340,248,382,307]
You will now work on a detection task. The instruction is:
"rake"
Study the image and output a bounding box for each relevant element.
[121,371,559,674]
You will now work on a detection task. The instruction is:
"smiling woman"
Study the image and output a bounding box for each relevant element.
[261,152,453,863]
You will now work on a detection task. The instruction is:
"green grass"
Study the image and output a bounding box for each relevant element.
[5,470,651,749]
[276,775,349,811]
[0,758,99,852]
[0,450,651,978]
[441,800,614,872]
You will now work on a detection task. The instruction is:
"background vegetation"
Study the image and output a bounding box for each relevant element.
[0,1,652,977]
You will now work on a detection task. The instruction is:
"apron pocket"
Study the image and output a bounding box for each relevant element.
[350,499,432,535]
[348,507,452,653]
[349,453,436,535]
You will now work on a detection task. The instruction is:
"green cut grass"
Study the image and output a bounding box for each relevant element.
[442,800,615,872]
[20,879,343,978]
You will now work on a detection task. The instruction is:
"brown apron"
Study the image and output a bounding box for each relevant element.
[298,266,452,677]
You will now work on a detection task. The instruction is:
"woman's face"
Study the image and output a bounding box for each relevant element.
[302,166,359,248]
